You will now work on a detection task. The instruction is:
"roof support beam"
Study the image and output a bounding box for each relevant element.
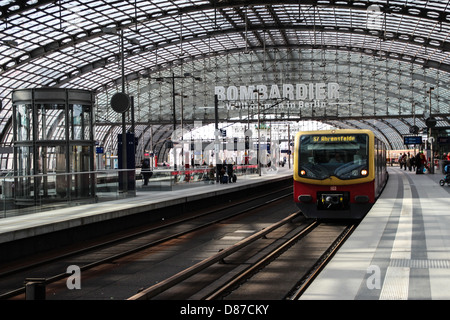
[3,0,450,25]
[2,5,450,77]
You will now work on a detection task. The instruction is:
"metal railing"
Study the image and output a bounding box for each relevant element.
[0,164,263,218]
[0,169,133,218]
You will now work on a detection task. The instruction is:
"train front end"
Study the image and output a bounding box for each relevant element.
[293,129,376,220]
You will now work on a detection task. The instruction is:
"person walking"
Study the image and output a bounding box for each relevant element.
[406,152,412,171]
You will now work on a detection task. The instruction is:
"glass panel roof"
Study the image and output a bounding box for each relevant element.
[0,0,450,169]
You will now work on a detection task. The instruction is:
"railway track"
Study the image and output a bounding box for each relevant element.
[0,185,294,300]
[129,218,356,300]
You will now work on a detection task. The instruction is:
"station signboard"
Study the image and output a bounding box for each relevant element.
[404,136,422,145]
[437,137,450,145]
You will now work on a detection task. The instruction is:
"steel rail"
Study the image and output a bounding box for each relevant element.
[127,211,302,300]
[203,220,319,300]
[0,185,292,280]
[0,186,292,300]
[286,223,357,300]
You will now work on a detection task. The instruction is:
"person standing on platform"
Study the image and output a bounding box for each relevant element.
[141,158,152,186]
[398,153,403,169]
[406,152,412,171]
[417,151,428,174]
[415,152,423,174]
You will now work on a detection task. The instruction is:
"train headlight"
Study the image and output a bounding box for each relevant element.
[361,169,368,176]
[300,169,306,176]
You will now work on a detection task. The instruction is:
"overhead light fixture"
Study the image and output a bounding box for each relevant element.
[128,38,140,46]
[2,40,18,47]
[102,27,117,35]
[183,73,201,81]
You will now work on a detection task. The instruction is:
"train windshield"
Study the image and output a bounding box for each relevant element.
[298,133,369,180]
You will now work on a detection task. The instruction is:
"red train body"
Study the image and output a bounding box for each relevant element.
[293,129,387,219]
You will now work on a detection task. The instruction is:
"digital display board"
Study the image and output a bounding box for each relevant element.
[404,136,422,145]
[311,135,357,143]
[438,137,450,145]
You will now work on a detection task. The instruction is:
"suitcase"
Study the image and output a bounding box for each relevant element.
[222,175,228,183]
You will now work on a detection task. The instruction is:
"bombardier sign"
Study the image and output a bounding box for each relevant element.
[214,83,340,109]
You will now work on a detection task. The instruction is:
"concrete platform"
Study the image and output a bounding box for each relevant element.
[301,167,450,300]
[0,168,292,262]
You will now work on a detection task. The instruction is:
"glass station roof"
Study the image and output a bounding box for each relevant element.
[1,0,450,168]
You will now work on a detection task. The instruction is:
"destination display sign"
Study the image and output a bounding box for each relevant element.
[311,135,357,143]
[437,137,450,145]
[404,136,422,145]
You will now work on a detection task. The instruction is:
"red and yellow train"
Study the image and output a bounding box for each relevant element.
[293,129,388,219]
